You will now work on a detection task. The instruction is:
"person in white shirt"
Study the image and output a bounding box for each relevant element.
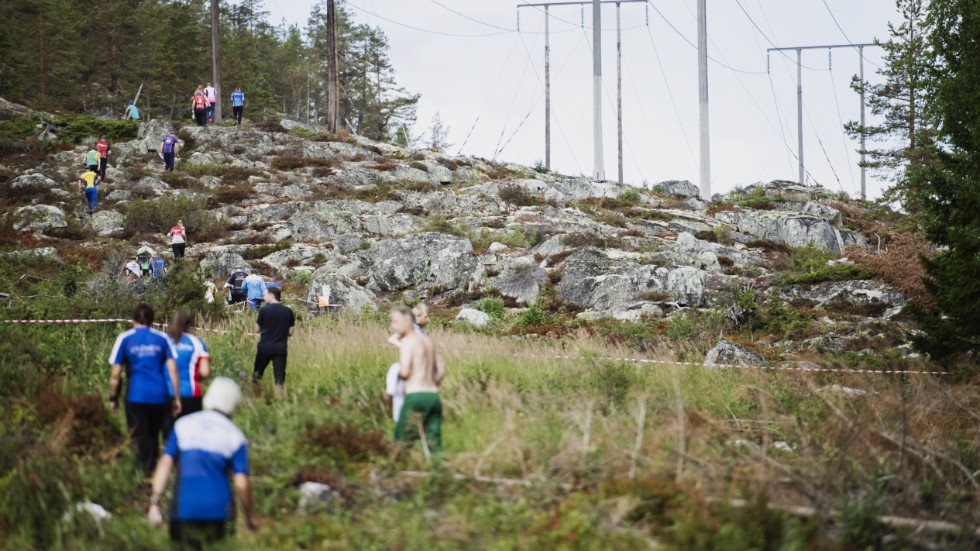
[203,83,218,123]
[385,304,429,422]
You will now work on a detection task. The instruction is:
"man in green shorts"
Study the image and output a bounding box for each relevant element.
[391,305,446,453]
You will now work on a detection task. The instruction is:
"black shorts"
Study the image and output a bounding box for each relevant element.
[169,519,227,549]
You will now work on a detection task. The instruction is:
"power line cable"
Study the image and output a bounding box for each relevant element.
[827,63,857,192]
[820,0,884,68]
[644,1,766,75]
[347,2,511,37]
[643,25,698,172]
[732,0,824,70]
[456,34,524,155]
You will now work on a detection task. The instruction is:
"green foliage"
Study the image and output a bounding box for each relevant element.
[422,215,468,237]
[242,241,293,261]
[122,195,220,236]
[781,245,873,285]
[517,304,545,328]
[0,116,40,142]
[56,116,139,143]
[903,1,980,367]
[730,186,786,210]
[620,187,642,203]
[270,155,336,171]
[475,297,507,321]
[498,185,543,207]
[736,291,814,340]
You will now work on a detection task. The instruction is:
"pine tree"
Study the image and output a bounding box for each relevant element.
[428,112,451,151]
[846,0,935,208]
[906,0,980,366]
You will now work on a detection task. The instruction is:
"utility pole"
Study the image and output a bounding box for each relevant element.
[518,1,642,181]
[326,0,340,133]
[796,48,803,185]
[858,46,866,199]
[210,0,222,122]
[544,5,551,171]
[616,2,623,184]
[592,0,605,182]
[768,43,876,190]
[697,0,710,199]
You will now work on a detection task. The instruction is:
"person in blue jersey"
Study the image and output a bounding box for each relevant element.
[160,132,180,172]
[124,100,140,120]
[243,273,266,311]
[148,377,257,548]
[167,310,211,418]
[109,304,181,476]
[230,88,245,126]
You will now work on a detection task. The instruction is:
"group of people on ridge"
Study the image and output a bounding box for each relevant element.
[192,83,246,127]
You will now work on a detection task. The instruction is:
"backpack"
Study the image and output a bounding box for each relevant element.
[151,258,166,278]
[230,271,247,290]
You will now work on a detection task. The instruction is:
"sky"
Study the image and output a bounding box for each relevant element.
[260,0,899,198]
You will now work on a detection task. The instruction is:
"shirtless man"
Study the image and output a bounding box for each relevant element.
[391,305,445,452]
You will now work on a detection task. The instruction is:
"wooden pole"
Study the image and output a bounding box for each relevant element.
[210,0,223,122]
[326,0,340,133]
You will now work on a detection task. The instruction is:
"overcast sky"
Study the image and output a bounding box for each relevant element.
[261,0,898,198]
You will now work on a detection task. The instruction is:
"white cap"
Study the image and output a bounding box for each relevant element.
[203,377,242,415]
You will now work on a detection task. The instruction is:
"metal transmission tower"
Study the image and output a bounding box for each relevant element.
[517,0,644,183]
[767,43,876,196]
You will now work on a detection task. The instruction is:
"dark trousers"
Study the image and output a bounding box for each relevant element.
[172,243,186,259]
[170,520,227,550]
[163,152,175,172]
[233,106,243,125]
[162,397,203,437]
[98,157,108,180]
[207,102,215,122]
[125,402,172,476]
[194,108,207,127]
[253,351,287,386]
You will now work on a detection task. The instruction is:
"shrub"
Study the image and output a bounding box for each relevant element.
[297,422,390,465]
[422,215,468,237]
[271,155,336,171]
[498,186,542,207]
[475,297,507,321]
[409,161,429,172]
[122,195,219,236]
[517,304,545,328]
[620,188,642,203]
[56,116,139,143]
[255,120,287,133]
[780,245,873,284]
[846,233,932,305]
[242,241,293,260]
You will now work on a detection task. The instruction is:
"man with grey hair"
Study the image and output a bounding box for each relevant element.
[148,377,257,547]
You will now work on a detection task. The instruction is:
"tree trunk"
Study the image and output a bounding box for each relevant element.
[326,0,339,133]
[211,0,222,122]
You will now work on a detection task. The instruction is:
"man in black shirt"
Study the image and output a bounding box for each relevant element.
[253,286,295,389]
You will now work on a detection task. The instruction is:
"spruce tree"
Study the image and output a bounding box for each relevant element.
[906,0,980,366]
[846,0,934,208]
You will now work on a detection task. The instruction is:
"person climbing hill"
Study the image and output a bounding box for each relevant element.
[192,92,210,127]
[168,220,187,259]
[124,100,140,121]
[230,88,245,126]
[77,167,100,213]
[137,243,157,276]
[83,147,100,174]
[160,132,180,172]
[203,82,217,123]
[95,137,111,181]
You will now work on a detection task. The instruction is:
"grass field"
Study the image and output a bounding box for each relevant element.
[2,311,978,550]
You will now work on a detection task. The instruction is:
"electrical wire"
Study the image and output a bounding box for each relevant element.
[828,64,857,192]
[456,34,523,155]
[804,103,844,191]
[492,24,543,158]
[347,2,511,37]
[516,0,650,32]
[732,0,824,71]
[644,25,698,172]
[644,1,767,75]
[820,0,883,68]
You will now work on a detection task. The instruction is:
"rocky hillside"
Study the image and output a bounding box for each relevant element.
[1,110,918,362]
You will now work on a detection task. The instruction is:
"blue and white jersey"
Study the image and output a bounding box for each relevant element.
[164,410,249,521]
[230,90,245,107]
[168,334,210,399]
[109,327,177,404]
[243,274,266,301]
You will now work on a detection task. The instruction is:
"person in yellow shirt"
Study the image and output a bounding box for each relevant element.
[77,168,100,213]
